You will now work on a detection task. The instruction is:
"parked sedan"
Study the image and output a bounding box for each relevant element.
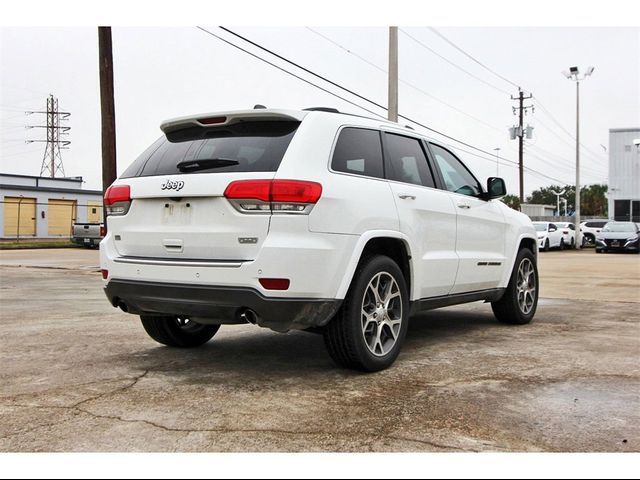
[554,222,576,248]
[533,222,565,251]
[595,222,640,253]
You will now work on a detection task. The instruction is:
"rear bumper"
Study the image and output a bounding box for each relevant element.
[104,279,341,332]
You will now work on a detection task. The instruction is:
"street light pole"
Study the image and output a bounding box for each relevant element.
[493,147,501,176]
[562,66,594,248]
[551,189,565,217]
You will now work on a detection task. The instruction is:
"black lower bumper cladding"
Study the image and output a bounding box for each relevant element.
[104,279,341,332]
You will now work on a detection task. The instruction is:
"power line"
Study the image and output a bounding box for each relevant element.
[218,26,390,118]
[196,26,386,120]
[399,29,511,96]
[306,27,505,134]
[216,27,510,160]
[198,26,575,188]
[427,27,522,90]
[533,96,608,162]
[526,143,607,176]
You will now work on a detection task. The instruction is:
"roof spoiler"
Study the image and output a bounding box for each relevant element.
[160,109,306,135]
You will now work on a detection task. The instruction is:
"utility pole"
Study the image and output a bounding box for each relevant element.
[26,95,71,178]
[510,90,533,203]
[99,26,117,229]
[387,26,398,122]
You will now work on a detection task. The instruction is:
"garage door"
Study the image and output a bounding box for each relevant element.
[87,201,103,223]
[3,196,37,237]
[48,199,77,236]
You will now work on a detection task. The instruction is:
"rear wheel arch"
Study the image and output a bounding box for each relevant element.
[336,233,413,300]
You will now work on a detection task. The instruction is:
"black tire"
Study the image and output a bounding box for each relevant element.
[571,238,575,248]
[323,255,409,372]
[140,315,220,348]
[544,239,550,252]
[491,248,538,325]
[559,239,565,251]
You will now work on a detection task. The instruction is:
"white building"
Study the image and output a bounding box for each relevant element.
[0,173,103,239]
[520,203,556,217]
[608,128,640,222]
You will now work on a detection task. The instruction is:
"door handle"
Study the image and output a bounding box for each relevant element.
[457,203,471,209]
[398,194,416,200]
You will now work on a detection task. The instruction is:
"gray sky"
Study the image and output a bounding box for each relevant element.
[1,26,638,196]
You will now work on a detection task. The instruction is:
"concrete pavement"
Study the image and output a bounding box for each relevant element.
[0,248,638,451]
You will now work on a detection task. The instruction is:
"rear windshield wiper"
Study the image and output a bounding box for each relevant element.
[176,157,239,172]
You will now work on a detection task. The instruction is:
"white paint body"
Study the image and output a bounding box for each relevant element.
[101,109,537,304]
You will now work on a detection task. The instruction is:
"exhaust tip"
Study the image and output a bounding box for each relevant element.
[238,308,258,325]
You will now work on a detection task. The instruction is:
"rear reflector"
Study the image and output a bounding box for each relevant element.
[197,116,227,125]
[99,225,106,237]
[101,269,108,280]
[259,278,290,290]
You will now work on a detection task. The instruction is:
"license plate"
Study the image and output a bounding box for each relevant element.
[611,240,619,247]
[84,238,90,244]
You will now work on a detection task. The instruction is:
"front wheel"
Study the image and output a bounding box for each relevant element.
[491,248,538,325]
[559,239,565,250]
[544,239,550,252]
[323,255,409,372]
[140,315,220,348]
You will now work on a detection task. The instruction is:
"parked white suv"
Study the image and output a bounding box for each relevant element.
[100,108,539,371]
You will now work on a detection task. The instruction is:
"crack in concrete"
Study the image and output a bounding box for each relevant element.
[0,370,149,442]
[71,370,149,409]
[0,373,151,404]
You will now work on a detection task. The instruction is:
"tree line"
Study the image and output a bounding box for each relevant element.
[502,184,608,217]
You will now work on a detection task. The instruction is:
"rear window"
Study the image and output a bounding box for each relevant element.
[121,120,299,178]
[331,127,384,179]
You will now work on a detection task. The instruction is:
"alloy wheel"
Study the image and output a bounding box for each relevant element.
[516,258,536,315]
[361,272,403,357]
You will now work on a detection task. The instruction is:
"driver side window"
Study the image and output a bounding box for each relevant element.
[429,143,481,197]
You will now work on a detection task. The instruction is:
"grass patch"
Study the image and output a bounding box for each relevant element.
[0,239,79,250]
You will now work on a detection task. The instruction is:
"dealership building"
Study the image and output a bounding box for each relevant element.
[608,128,640,222]
[0,173,103,239]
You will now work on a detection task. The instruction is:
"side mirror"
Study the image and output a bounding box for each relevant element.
[484,177,506,199]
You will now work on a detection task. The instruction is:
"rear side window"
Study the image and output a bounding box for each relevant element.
[331,128,384,179]
[384,133,435,188]
[121,121,299,178]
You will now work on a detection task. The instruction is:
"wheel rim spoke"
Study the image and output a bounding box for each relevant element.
[361,271,403,357]
[516,258,536,315]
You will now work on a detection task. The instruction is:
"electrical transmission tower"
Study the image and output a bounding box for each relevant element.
[26,94,71,178]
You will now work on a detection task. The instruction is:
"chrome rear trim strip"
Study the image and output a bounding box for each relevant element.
[114,256,245,268]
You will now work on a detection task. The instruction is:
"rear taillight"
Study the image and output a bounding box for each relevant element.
[104,185,131,216]
[259,278,290,290]
[224,180,322,214]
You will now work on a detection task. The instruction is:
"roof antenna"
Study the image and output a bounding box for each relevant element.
[253,104,267,109]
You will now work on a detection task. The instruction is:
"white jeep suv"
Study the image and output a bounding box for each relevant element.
[100,108,539,371]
